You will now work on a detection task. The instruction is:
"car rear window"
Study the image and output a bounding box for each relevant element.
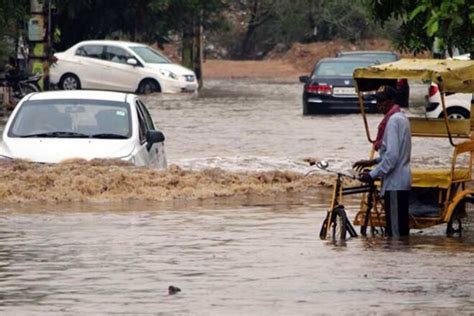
[8,99,132,139]
[130,46,170,64]
[313,60,375,77]
[340,54,397,64]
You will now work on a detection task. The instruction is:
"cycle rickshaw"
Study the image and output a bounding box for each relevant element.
[316,58,474,240]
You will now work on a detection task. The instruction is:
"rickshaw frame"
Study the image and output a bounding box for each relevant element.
[320,58,474,239]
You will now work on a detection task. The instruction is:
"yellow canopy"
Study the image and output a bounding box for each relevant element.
[354,59,474,93]
[412,168,471,189]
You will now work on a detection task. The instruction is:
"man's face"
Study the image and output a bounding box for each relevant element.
[376,99,393,114]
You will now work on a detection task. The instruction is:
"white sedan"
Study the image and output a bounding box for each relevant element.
[425,55,472,119]
[0,90,167,168]
[50,40,198,94]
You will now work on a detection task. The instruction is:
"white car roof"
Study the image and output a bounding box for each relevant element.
[27,90,133,102]
[73,40,147,48]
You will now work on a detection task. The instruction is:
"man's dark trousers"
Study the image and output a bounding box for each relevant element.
[384,190,410,237]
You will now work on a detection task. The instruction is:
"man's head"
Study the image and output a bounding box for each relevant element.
[375,85,397,114]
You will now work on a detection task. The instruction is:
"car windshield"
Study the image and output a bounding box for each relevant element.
[130,46,170,64]
[8,99,132,139]
[313,60,375,77]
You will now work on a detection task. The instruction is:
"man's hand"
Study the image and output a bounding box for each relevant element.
[358,171,373,183]
[352,159,377,172]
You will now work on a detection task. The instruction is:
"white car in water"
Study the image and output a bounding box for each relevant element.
[425,54,472,119]
[50,40,198,94]
[0,90,167,167]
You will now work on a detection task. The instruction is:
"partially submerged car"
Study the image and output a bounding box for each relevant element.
[425,54,472,119]
[299,57,378,115]
[50,40,198,94]
[426,83,472,119]
[0,90,167,168]
[337,51,409,107]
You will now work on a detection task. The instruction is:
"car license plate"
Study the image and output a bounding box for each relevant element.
[183,84,197,92]
[333,87,356,95]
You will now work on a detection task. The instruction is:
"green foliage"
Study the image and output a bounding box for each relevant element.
[365,0,473,56]
[52,0,227,51]
[0,0,29,64]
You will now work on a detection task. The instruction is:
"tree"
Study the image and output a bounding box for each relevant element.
[365,0,473,58]
[230,0,386,59]
[0,0,29,65]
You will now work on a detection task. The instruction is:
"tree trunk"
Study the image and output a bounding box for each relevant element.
[181,21,194,70]
[240,0,259,59]
[194,16,203,89]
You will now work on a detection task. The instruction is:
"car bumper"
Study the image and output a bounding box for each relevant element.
[303,97,377,114]
[160,78,199,93]
[425,101,440,118]
[49,69,60,85]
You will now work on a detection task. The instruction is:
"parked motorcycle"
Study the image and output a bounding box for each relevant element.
[0,71,42,102]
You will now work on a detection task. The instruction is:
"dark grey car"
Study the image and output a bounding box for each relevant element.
[299,58,377,115]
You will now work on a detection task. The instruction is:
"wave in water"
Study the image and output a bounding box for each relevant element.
[0,159,336,203]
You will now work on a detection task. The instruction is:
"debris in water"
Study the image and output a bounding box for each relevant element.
[168,285,181,295]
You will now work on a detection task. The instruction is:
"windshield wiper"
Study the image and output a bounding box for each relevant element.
[20,131,91,138]
[90,133,128,139]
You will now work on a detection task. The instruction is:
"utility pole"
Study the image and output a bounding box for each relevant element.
[28,0,50,90]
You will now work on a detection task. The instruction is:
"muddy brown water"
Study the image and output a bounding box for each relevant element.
[0,80,473,314]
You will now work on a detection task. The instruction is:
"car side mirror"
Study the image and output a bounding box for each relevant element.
[146,130,165,149]
[126,58,138,66]
[299,75,309,83]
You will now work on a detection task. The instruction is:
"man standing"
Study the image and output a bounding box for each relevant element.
[353,85,412,237]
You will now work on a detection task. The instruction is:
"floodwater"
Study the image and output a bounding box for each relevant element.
[1,80,473,314]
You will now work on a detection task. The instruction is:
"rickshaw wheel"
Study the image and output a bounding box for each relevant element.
[447,196,474,236]
[330,207,348,240]
[319,216,329,240]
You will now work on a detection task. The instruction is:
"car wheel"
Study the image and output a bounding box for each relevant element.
[303,102,309,115]
[60,74,81,90]
[138,79,161,95]
[439,107,470,119]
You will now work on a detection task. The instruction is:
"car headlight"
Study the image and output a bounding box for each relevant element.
[159,69,178,80]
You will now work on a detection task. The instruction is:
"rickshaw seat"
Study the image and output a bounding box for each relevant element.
[412,168,471,189]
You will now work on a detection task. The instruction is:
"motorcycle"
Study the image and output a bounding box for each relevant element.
[0,70,42,105]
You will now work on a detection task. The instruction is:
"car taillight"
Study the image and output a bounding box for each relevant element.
[51,56,58,63]
[428,84,439,97]
[306,84,332,94]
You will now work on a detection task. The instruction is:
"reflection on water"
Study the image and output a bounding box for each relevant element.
[0,198,473,314]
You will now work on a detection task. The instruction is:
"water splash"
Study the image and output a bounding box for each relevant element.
[0,159,334,203]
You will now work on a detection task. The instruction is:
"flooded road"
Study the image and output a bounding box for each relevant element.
[0,79,473,314]
[143,79,453,172]
[1,199,474,315]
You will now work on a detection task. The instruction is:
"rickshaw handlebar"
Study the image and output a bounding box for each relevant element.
[304,162,357,180]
